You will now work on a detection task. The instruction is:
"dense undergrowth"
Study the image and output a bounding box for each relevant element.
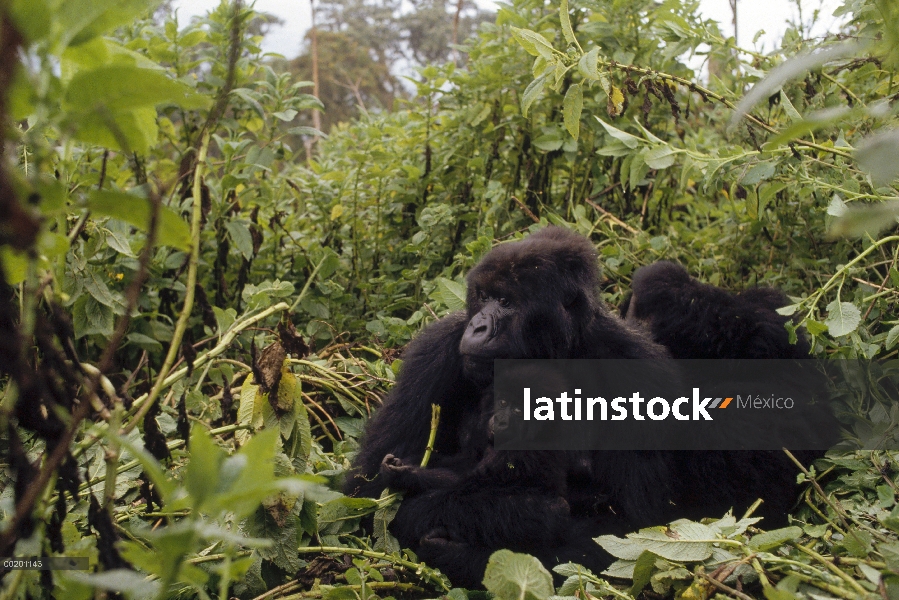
[0,0,898,597]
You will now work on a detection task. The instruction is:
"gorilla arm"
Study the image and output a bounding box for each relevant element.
[343,312,481,498]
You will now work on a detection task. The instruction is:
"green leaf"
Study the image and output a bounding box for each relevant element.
[74,106,159,154]
[287,126,325,137]
[595,116,642,148]
[510,27,556,60]
[595,522,717,562]
[213,306,237,335]
[59,0,162,48]
[629,151,646,190]
[742,161,778,185]
[841,530,873,557]
[763,106,851,148]
[103,221,134,257]
[372,501,401,553]
[317,248,341,279]
[236,374,262,446]
[273,109,298,122]
[748,526,803,551]
[521,74,548,118]
[731,41,861,126]
[73,295,115,338]
[1,248,29,285]
[827,194,847,216]
[215,428,281,519]
[62,37,163,77]
[643,145,677,169]
[577,47,600,80]
[856,130,899,186]
[483,550,554,600]
[824,300,861,337]
[435,277,467,312]
[630,551,660,594]
[878,484,896,508]
[65,66,210,112]
[225,220,255,260]
[532,133,564,151]
[243,280,295,310]
[127,332,162,351]
[886,325,899,350]
[779,90,802,121]
[828,200,899,239]
[82,269,119,309]
[559,0,578,48]
[9,0,53,43]
[805,319,827,336]
[87,190,191,250]
[563,84,583,141]
[291,384,312,469]
[882,505,899,533]
[184,426,225,512]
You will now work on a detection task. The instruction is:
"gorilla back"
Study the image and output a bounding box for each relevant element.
[621,260,810,359]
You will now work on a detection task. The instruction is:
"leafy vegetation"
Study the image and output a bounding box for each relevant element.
[0,0,898,597]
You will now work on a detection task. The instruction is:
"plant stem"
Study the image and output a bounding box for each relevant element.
[122,132,210,435]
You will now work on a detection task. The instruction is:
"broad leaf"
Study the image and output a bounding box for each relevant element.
[577,47,600,80]
[748,526,803,551]
[596,522,718,562]
[66,66,210,112]
[87,190,191,250]
[856,129,899,186]
[732,42,862,126]
[521,74,548,118]
[559,0,577,48]
[595,116,642,148]
[483,550,554,600]
[825,300,861,337]
[510,27,556,60]
[563,84,583,140]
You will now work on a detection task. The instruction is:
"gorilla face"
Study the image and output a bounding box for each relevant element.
[457,227,603,384]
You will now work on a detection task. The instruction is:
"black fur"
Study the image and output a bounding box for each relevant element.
[345,228,667,585]
[621,260,810,359]
[618,260,822,526]
[376,385,609,588]
[345,231,818,588]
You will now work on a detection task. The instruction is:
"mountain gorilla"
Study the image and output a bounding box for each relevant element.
[618,260,826,526]
[345,227,666,584]
[344,229,816,587]
[378,387,600,588]
[345,227,667,499]
[620,260,810,359]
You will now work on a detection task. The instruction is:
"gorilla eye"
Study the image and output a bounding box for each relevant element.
[499,297,510,308]
[499,398,508,407]
[478,291,489,302]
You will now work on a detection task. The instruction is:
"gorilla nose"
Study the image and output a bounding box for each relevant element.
[459,312,494,354]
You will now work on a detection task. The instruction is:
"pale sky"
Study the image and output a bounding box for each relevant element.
[171,0,848,60]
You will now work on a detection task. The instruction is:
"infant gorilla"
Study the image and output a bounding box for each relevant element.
[379,387,603,588]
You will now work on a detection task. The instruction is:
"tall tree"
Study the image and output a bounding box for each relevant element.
[290,0,493,131]
[290,30,401,131]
